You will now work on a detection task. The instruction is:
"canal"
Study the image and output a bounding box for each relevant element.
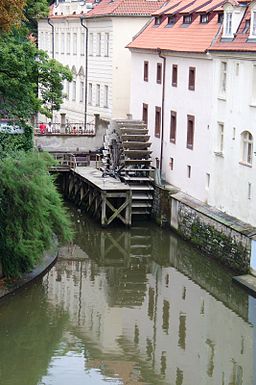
[0,205,255,385]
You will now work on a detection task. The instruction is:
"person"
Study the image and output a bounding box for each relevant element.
[39,122,46,134]
[47,121,53,134]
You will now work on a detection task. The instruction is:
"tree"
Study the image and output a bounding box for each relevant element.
[0,151,73,278]
[0,0,25,32]
[0,29,72,120]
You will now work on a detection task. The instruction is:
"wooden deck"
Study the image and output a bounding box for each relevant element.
[64,167,132,227]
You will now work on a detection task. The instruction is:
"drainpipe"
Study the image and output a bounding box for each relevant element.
[47,17,55,59]
[157,48,166,177]
[80,17,88,130]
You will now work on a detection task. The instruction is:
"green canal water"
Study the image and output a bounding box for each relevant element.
[0,206,256,385]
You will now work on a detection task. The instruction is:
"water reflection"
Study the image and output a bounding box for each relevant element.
[0,206,255,385]
[42,209,255,385]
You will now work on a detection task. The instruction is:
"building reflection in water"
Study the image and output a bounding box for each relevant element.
[43,212,256,385]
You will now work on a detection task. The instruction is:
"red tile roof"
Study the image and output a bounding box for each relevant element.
[86,0,166,18]
[127,11,222,53]
[210,7,256,52]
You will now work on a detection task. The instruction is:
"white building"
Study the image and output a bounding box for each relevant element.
[128,0,256,226]
[38,0,166,126]
[208,1,256,226]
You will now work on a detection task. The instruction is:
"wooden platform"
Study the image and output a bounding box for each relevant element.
[64,167,132,227]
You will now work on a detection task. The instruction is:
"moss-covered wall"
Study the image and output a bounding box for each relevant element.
[152,186,251,274]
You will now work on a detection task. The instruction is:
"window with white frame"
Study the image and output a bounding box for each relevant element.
[225,12,233,36]
[81,33,85,55]
[67,32,71,54]
[217,122,224,153]
[73,32,77,55]
[40,32,44,50]
[72,80,76,101]
[241,131,253,165]
[97,33,101,56]
[88,83,92,105]
[66,80,70,99]
[104,85,109,108]
[219,61,227,95]
[80,81,84,103]
[45,32,49,52]
[96,84,100,106]
[104,33,109,56]
[55,32,59,53]
[89,33,93,56]
[251,11,256,36]
[251,64,256,104]
[61,32,65,54]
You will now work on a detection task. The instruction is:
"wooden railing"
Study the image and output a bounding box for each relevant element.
[50,152,90,170]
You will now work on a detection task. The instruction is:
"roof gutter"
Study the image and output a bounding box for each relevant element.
[157,48,166,177]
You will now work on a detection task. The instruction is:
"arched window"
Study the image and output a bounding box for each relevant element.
[241,131,253,165]
[71,66,77,101]
[78,67,85,103]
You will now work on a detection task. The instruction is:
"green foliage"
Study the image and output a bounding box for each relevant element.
[0,124,33,158]
[0,29,72,120]
[0,151,73,278]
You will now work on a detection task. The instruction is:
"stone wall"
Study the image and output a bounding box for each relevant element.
[152,186,256,274]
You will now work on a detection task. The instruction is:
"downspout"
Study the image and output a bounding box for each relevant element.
[157,48,166,177]
[47,17,54,59]
[80,17,88,130]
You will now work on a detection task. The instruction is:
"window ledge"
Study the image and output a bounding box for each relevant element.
[239,161,252,168]
[218,95,226,101]
[214,151,224,157]
[249,102,256,108]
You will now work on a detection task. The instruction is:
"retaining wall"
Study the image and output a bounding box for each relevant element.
[152,185,256,274]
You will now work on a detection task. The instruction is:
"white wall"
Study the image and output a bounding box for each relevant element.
[130,50,213,202]
[208,55,256,226]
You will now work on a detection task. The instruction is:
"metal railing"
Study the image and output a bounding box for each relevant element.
[35,121,95,136]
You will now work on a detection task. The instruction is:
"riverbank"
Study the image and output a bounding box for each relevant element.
[0,247,58,301]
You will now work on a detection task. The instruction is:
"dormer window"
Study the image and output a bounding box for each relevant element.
[251,11,256,36]
[218,13,224,23]
[183,15,192,24]
[155,16,162,26]
[225,12,233,36]
[168,15,176,25]
[200,14,209,23]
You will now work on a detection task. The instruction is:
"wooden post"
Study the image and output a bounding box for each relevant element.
[101,192,107,226]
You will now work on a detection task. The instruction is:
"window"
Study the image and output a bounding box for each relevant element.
[67,32,71,54]
[104,85,109,108]
[172,64,178,86]
[66,80,70,99]
[248,183,252,199]
[89,33,93,56]
[183,15,192,24]
[200,14,209,23]
[167,15,176,25]
[144,61,149,82]
[155,16,162,25]
[155,107,161,138]
[157,63,162,84]
[55,32,59,53]
[88,83,92,105]
[170,157,174,170]
[81,33,85,55]
[220,61,227,95]
[142,103,148,125]
[104,33,109,56]
[251,11,256,36]
[45,32,49,52]
[217,122,224,153]
[187,165,191,178]
[225,12,232,36]
[252,64,256,104]
[97,33,101,56]
[170,111,177,143]
[96,84,100,106]
[188,67,196,90]
[80,81,84,103]
[241,131,253,165]
[72,80,76,101]
[186,115,194,149]
[206,173,210,188]
[218,13,224,24]
[73,32,77,54]
[61,32,65,54]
